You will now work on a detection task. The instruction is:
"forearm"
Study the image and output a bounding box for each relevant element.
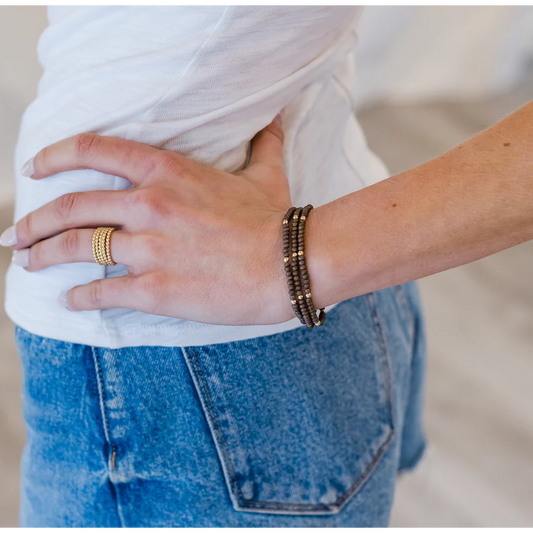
[6,103,532,327]
[308,101,533,308]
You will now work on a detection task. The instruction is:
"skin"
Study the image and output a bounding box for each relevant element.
[2,102,533,325]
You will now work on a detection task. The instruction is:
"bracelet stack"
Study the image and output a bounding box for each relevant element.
[282,205,326,329]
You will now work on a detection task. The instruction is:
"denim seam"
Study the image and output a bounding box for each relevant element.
[182,295,397,515]
[366,292,397,432]
[90,347,118,473]
[181,347,246,509]
[90,347,125,527]
[395,284,416,343]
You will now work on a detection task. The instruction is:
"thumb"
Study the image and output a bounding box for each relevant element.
[248,114,284,171]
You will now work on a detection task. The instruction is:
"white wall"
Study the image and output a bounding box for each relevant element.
[0,6,47,207]
[354,6,533,108]
[0,6,532,207]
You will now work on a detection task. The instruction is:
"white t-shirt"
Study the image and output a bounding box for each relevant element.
[5,6,390,348]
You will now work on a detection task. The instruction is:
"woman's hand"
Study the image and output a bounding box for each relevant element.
[4,115,297,325]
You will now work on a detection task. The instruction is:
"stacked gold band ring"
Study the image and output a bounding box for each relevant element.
[92,227,117,266]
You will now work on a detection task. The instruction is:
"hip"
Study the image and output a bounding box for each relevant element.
[16,282,426,526]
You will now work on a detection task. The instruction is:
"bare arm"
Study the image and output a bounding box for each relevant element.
[3,104,532,324]
[307,101,533,309]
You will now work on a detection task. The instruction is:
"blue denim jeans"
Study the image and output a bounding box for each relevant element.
[15,282,426,527]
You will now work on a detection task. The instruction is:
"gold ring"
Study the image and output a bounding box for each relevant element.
[92,227,117,266]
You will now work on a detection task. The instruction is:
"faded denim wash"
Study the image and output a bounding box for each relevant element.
[16,282,426,527]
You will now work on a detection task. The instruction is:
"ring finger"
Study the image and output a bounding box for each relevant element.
[14,228,135,272]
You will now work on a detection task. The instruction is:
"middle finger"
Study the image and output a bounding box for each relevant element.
[13,190,131,250]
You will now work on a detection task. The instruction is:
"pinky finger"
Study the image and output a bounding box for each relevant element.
[63,276,141,312]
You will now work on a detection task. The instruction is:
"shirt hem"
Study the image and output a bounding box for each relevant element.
[5,301,339,349]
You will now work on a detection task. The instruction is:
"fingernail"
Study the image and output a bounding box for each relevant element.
[58,291,70,310]
[21,157,35,177]
[12,249,29,267]
[0,225,17,247]
[273,114,282,126]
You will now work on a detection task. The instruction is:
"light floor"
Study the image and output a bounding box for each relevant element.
[1,89,532,526]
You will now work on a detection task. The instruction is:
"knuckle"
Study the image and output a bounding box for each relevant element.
[75,132,98,160]
[130,188,169,222]
[131,151,175,182]
[60,230,81,257]
[27,243,42,270]
[55,192,79,222]
[146,151,185,181]
[17,212,33,243]
[129,187,151,206]
[143,152,165,178]
[88,281,104,307]
[158,152,180,173]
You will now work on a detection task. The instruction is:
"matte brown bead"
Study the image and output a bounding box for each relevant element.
[290,207,305,322]
[295,204,326,327]
[282,205,325,327]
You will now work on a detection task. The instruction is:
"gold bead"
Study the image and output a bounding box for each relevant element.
[291,299,297,305]
[92,227,117,266]
[301,215,306,220]
[284,257,289,263]
[283,219,288,225]
[292,252,298,257]
[306,293,312,298]
[298,295,303,300]
[298,251,304,256]
[293,214,298,219]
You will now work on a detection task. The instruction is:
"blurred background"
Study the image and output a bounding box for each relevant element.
[1,6,532,527]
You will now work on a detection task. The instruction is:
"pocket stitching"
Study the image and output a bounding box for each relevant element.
[365,292,396,432]
[182,293,396,515]
[182,347,246,509]
[394,284,416,343]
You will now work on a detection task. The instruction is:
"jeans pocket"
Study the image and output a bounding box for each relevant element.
[393,283,416,345]
[181,293,395,515]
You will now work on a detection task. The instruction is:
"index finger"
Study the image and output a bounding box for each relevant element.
[24,133,171,186]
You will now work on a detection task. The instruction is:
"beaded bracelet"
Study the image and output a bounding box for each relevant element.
[282,205,326,328]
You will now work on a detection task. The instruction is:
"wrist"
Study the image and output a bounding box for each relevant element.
[263,202,339,326]
[305,203,338,310]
